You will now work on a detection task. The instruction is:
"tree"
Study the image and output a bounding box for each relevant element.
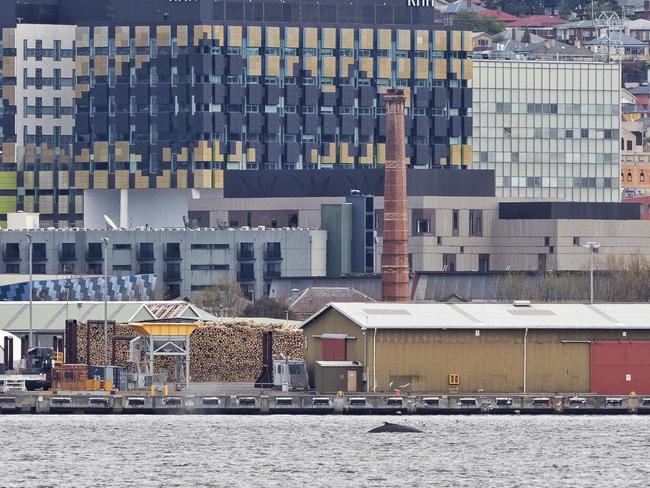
[196,276,250,317]
[622,61,650,84]
[521,27,531,44]
[242,297,292,320]
[452,12,505,36]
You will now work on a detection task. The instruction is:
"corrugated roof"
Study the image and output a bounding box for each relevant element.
[0,301,217,333]
[288,287,375,315]
[301,302,650,330]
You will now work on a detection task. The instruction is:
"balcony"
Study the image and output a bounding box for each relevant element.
[136,250,155,261]
[263,267,281,282]
[163,249,182,261]
[237,249,255,261]
[2,251,21,261]
[263,248,282,261]
[163,270,182,282]
[237,271,255,282]
[85,251,103,261]
[59,251,77,261]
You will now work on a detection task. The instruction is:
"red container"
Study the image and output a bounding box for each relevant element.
[591,341,650,394]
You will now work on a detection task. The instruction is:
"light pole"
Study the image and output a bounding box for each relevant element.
[101,237,110,376]
[584,242,601,304]
[26,232,33,349]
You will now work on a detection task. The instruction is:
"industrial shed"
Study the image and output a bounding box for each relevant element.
[300,302,650,395]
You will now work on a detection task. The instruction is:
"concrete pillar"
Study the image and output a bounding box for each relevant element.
[119,189,129,228]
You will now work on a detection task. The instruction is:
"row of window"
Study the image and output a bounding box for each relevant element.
[23,97,73,119]
[22,39,73,61]
[501,176,618,188]
[499,127,619,140]
[491,102,619,116]
[478,152,618,164]
[22,68,73,90]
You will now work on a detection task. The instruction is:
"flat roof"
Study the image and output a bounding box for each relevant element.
[301,302,650,330]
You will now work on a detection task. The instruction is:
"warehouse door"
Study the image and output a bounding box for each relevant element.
[322,337,346,361]
[591,341,650,394]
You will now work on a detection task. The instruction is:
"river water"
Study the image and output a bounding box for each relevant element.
[1,415,649,487]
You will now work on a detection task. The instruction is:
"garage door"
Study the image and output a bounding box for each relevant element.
[591,341,650,395]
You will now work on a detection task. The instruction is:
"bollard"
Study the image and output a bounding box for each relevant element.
[150,384,155,396]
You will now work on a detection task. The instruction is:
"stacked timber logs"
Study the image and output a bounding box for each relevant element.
[75,321,303,382]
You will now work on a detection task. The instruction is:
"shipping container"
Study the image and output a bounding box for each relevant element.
[591,341,650,395]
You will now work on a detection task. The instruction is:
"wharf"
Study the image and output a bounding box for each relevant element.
[1,393,650,415]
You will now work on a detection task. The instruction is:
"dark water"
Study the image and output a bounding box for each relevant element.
[1,415,649,487]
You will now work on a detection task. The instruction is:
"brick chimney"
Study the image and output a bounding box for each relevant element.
[381,89,410,303]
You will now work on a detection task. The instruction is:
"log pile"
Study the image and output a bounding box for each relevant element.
[75,321,303,382]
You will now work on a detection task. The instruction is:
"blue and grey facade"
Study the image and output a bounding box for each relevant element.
[0,0,473,227]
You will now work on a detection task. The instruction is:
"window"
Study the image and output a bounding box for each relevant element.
[190,243,229,250]
[113,244,131,250]
[641,172,646,183]
[452,209,459,236]
[469,209,482,237]
[479,254,490,272]
[627,172,632,182]
[139,262,154,274]
[416,219,430,234]
[54,40,61,61]
[581,129,589,139]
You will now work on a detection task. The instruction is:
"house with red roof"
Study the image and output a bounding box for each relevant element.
[476,7,519,24]
[508,15,566,39]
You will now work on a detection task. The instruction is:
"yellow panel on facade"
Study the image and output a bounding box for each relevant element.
[434,59,447,80]
[0,172,16,190]
[135,26,149,47]
[177,25,188,46]
[1,84,15,106]
[247,26,262,47]
[76,26,90,47]
[303,27,317,48]
[115,26,129,47]
[246,147,256,162]
[40,146,54,164]
[93,142,109,163]
[176,170,188,188]
[94,55,108,76]
[135,54,149,70]
[450,144,461,165]
[340,56,354,77]
[213,141,224,162]
[1,143,16,164]
[93,26,108,47]
[194,169,212,188]
[115,141,130,162]
[114,55,128,76]
[322,85,336,93]
[162,147,172,163]
[177,147,189,162]
[451,58,461,77]
[214,25,225,46]
[434,30,447,51]
[360,29,373,49]
[75,56,89,76]
[135,171,149,189]
[23,196,34,213]
[340,143,353,164]
[309,148,318,164]
[397,58,411,79]
[2,28,15,49]
[340,28,354,49]
[397,29,411,50]
[156,170,171,189]
[358,57,372,78]
[303,56,317,76]
[228,141,242,162]
[115,170,130,189]
[213,169,224,189]
[415,30,429,50]
[463,30,473,51]
[266,27,280,47]
[193,140,211,161]
[359,144,373,164]
[322,56,336,77]
[39,195,54,214]
[75,171,90,188]
[1,56,15,78]
[378,29,391,50]
[57,172,69,189]
[94,170,108,189]
[285,55,299,76]
[463,58,473,80]
[377,143,386,165]
[462,145,473,165]
[39,171,53,190]
[156,25,171,46]
[285,27,299,48]
[24,171,35,190]
[266,55,280,76]
[248,55,262,76]
[228,26,242,46]
[378,58,391,79]
[322,143,336,164]
[451,30,462,51]
[415,58,428,80]
[193,25,212,45]
[322,28,336,48]
[58,195,69,214]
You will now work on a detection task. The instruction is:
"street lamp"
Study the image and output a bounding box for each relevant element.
[26,232,33,349]
[584,242,601,304]
[101,237,110,376]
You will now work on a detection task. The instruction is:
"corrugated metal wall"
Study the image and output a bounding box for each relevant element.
[591,341,650,394]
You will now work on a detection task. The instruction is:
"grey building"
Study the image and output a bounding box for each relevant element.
[0,227,326,299]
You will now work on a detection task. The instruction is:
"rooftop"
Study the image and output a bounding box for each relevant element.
[509,15,566,28]
[288,287,375,316]
[302,302,650,330]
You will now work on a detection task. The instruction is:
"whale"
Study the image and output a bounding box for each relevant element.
[368,422,423,433]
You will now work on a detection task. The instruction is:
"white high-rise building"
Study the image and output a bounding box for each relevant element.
[473,59,621,202]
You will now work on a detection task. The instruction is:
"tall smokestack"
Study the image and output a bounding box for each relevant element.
[381,89,409,303]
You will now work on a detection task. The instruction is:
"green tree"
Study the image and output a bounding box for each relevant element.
[242,297,292,319]
[622,61,650,84]
[452,11,505,36]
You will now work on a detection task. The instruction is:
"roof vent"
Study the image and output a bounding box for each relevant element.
[513,300,531,307]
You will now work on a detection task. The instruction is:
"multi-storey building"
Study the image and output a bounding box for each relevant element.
[0,0,473,228]
[0,227,326,299]
[473,59,621,202]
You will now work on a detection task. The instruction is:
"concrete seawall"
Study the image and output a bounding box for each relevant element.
[1,393,650,415]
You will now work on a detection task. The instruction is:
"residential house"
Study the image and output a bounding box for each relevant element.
[625,18,650,42]
[621,120,650,192]
[556,20,598,45]
[586,32,650,61]
[508,15,566,39]
[472,32,494,51]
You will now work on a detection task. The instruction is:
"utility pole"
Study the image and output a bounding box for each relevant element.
[26,232,33,349]
[102,237,110,377]
[584,242,601,303]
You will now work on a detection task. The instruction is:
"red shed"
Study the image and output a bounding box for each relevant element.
[591,341,650,394]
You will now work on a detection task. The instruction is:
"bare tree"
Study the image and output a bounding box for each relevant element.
[195,276,250,317]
